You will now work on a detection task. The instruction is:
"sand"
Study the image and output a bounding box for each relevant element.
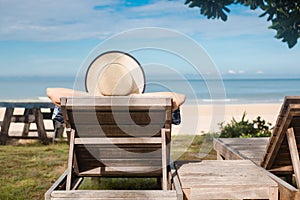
[172,103,281,135]
[0,103,282,135]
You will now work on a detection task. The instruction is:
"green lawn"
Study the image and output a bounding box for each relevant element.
[0,134,217,200]
[0,142,69,200]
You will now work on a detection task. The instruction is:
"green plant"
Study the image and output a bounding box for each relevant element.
[219,112,272,138]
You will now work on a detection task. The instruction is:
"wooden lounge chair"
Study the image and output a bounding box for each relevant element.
[214,96,300,199]
[45,96,182,200]
[261,97,300,194]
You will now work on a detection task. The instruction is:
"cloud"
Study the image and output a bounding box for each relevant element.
[227,70,236,74]
[256,70,264,74]
[0,0,119,41]
[226,69,245,74]
[0,0,272,42]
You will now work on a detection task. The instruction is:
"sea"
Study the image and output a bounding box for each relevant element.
[1,76,300,104]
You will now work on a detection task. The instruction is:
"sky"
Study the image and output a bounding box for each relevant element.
[0,0,300,79]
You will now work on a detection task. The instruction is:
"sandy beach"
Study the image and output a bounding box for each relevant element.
[0,103,281,136]
[172,103,281,135]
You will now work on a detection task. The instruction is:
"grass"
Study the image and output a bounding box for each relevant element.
[0,141,69,200]
[0,134,217,199]
[172,133,217,160]
[78,177,161,190]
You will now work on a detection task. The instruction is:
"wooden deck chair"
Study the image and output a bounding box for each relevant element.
[45,96,182,200]
[213,96,300,199]
[261,96,300,188]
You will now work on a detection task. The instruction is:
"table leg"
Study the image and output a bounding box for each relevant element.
[34,108,50,145]
[0,108,14,145]
[22,108,32,136]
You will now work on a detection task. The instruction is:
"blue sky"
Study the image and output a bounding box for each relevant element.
[0,0,299,78]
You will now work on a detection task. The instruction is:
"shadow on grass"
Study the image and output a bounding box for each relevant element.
[79,177,161,190]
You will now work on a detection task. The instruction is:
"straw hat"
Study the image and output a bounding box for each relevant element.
[85,51,145,96]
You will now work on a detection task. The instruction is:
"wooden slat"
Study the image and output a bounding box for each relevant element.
[78,166,162,177]
[268,165,293,173]
[161,128,167,190]
[75,146,162,159]
[61,96,172,107]
[0,100,55,109]
[22,109,31,136]
[74,124,163,137]
[45,170,68,200]
[170,161,183,200]
[74,137,162,145]
[76,158,162,168]
[66,130,75,190]
[10,114,35,123]
[264,169,299,200]
[68,111,167,126]
[34,108,50,144]
[51,190,177,199]
[286,128,300,188]
[213,138,268,162]
[0,108,14,142]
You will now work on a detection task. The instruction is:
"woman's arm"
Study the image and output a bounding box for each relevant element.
[47,88,186,110]
[46,88,90,106]
[131,92,186,111]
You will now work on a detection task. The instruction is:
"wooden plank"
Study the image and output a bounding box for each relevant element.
[190,186,274,199]
[270,186,279,200]
[74,137,162,145]
[34,108,49,144]
[170,161,183,200]
[66,130,75,190]
[11,114,35,123]
[45,170,68,200]
[0,100,55,109]
[268,165,293,173]
[264,169,299,200]
[22,109,31,136]
[213,138,248,160]
[215,137,270,145]
[0,107,14,144]
[51,190,177,199]
[286,128,300,188]
[67,110,167,126]
[161,128,167,190]
[62,96,172,107]
[75,147,162,159]
[78,166,162,177]
[74,124,163,137]
[76,159,162,168]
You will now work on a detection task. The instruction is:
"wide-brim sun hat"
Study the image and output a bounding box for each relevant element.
[85,51,145,96]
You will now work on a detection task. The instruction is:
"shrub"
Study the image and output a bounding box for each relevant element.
[219,112,272,138]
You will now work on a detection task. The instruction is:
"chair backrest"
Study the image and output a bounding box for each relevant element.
[60,96,172,178]
[261,96,300,171]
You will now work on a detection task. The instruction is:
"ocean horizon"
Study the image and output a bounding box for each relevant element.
[1,76,300,104]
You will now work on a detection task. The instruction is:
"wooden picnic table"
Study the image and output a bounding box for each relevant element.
[0,99,55,144]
